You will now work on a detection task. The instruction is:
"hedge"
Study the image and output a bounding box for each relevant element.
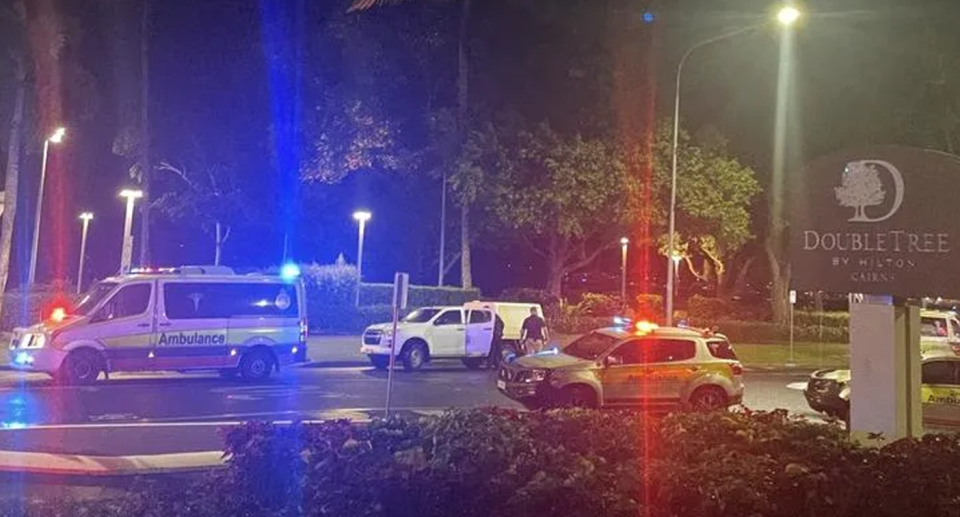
[359,283,480,307]
[11,409,960,517]
[696,319,849,344]
[300,263,476,334]
[0,282,76,332]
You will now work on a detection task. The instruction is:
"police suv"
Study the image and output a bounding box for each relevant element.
[8,266,308,384]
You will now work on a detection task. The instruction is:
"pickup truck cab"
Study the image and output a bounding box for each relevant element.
[360,302,543,371]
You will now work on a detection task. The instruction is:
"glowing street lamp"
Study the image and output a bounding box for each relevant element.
[353,210,372,306]
[119,189,143,272]
[77,212,93,294]
[665,5,801,325]
[620,238,629,300]
[28,127,67,285]
[777,6,801,26]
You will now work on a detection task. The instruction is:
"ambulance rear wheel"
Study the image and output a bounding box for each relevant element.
[240,349,273,382]
[59,349,104,385]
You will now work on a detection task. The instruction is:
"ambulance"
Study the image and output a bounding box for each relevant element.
[7,266,308,384]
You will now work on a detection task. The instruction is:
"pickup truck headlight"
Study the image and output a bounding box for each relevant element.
[522,369,548,383]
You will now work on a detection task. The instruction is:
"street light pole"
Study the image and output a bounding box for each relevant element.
[119,189,143,273]
[28,127,65,286]
[620,237,629,300]
[353,210,372,306]
[77,212,93,294]
[666,6,800,326]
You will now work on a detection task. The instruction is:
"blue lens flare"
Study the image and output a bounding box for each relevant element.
[280,263,301,281]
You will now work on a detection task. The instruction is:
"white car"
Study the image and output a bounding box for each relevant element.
[360,302,543,371]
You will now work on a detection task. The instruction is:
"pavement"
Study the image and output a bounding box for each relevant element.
[0,335,935,487]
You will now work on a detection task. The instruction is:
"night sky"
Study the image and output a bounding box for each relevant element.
[5,0,959,297]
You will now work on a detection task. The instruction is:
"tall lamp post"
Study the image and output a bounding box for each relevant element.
[28,127,66,286]
[77,212,93,294]
[119,189,143,272]
[353,210,372,306]
[665,5,801,325]
[619,237,629,300]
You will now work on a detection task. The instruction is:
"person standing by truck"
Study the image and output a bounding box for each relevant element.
[520,307,548,354]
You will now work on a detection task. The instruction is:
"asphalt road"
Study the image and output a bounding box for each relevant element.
[0,355,823,456]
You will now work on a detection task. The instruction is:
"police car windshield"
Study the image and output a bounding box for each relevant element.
[563,332,619,360]
[74,282,119,316]
[403,308,441,323]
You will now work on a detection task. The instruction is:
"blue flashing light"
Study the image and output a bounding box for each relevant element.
[2,422,26,430]
[14,352,33,366]
[642,12,655,23]
[613,316,632,327]
[280,263,301,281]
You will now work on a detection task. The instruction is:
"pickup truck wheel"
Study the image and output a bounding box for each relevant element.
[462,358,485,370]
[369,355,390,370]
[402,342,427,371]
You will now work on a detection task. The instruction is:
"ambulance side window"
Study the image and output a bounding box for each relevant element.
[97,284,151,321]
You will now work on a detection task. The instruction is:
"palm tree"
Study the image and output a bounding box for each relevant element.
[351,0,476,288]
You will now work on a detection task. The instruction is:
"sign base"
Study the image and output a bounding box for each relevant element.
[849,295,921,443]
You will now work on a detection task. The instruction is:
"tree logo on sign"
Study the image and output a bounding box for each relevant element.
[835,160,905,223]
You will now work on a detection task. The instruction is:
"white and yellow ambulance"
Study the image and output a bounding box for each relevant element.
[7,266,308,384]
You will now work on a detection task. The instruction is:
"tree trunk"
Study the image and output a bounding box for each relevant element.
[766,240,791,324]
[546,258,564,298]
[714,267,727,298]
[460,204,473,288]
[214,222,222,266]
[0,81,26,319]
[456,0,473,290]
[138,0,152,266]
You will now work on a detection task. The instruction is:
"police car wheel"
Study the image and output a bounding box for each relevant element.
[59,349,103,385]
[561,385,597,409]
[240,350,273,381]
[689,386,728,412]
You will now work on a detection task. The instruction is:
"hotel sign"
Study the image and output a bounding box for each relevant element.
[790,146,960,297]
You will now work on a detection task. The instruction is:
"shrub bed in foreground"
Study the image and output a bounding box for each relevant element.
[9,409,960,517]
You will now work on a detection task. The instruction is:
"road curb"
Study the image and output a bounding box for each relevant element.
[0,450,226,477]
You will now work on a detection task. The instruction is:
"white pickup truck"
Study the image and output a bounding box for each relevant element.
[360,301,543,371]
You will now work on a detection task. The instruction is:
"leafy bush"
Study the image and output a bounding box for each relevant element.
[635,293,663,319]
[359,283,480,307]
[573,292,627,317]
[686,295,734,320]
[19,409,960,517]
[686,295,772,322]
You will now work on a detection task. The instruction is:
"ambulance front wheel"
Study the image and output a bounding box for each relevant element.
[58,349,104,385]
[240,349,274,382]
